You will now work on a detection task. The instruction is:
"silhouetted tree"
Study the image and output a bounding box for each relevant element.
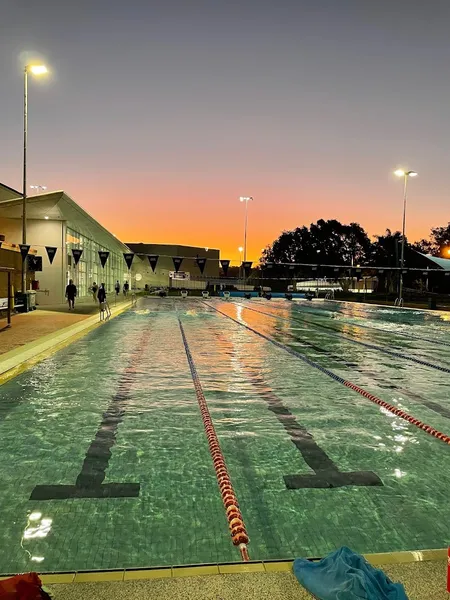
[262,220,372,266]
[430,223,450,257]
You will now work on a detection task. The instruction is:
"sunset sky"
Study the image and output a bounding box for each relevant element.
[1,0,450,262]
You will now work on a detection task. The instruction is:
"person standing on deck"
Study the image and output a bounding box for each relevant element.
[65,279,77,311]
[115,280,120,296]
[91,282,98,303]
[98,283,106,304]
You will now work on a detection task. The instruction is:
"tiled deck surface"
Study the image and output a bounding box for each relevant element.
[0,304,100,355]
[45,560,447,600]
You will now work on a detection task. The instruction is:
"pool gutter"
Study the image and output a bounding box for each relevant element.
[0,549,445,584]
[0,301,133,386]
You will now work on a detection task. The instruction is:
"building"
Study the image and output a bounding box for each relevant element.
[126,243,220,290]
[0,184,131,305]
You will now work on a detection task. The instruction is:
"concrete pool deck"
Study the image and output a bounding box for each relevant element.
[41,555,448,599]
[0,299,133,385]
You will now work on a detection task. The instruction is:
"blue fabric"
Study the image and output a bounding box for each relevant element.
[293,547,408,600]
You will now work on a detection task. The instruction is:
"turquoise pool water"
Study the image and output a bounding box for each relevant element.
[0,298,449,573]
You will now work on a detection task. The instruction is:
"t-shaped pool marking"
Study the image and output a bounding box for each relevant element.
[204,302,450,447]
[209,326,382,489]
[30,330,150,501]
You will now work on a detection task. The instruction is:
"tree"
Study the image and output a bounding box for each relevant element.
[429,223,450,257]
[411,239,433,255]
[369,229,403,267]
[262,219,372,266]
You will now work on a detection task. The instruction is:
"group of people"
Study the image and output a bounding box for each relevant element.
[64,280,110,310]
[114,280,129,296]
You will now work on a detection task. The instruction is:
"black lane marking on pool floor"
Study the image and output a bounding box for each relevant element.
[207,321,382,489]
[233,304,450,418]
[30,333,150,501]
[237,304,450,423]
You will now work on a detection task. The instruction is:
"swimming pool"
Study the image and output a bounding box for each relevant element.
[0,298,449,573]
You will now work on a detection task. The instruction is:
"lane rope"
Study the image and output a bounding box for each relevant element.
[299,301,450,348]
[240,303,450,375]
[178,317,251,561]
[203,302,450,447]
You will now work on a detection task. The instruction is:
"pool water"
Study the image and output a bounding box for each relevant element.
[0,298,449,573]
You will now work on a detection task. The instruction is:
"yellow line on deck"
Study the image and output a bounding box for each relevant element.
[31,548,447,584]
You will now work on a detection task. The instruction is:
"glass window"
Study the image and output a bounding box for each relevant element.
[65,227,125,298]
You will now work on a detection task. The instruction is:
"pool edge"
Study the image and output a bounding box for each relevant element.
[0,549,443,584]
[0,301,133,386]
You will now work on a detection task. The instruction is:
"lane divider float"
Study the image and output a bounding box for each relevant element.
[203,302,450,447]
[178,317,250,561]
[241,303,450,375]
[293,301,450,348]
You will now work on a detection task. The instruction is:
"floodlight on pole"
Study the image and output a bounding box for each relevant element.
[22,62,49,292]
[394,168,418,305]
[239,196,253,262]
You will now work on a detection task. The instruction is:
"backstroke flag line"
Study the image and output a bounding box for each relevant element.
[123,253,134,270]
[98,251,110,268]
[72,249,83,266]
[172,257,183,273]
[45,246,57,264]
[20,245,30,261]
[220,259,230,276]
[243,261,253,277]
[196,257,207,274]
[148,255,159,272]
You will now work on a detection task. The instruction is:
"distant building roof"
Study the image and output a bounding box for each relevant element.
[127,243,219,256]
[421,253,450,271]
[0,182,21,202]
[0,189,130,253]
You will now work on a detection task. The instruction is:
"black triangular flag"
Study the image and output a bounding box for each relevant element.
[72,248,83,266]
[220,259,230,276]
[123,253,134,270]
[45,246,57,264]
[172,256,183,273]
[20,244,30,261]
[242,261,253,277]
[148,255,159,272]
[196,257,207,274]
[98,251,110,268]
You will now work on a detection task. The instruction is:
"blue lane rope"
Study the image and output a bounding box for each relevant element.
[296,302,450,348]
[202,302,450,446]
[237,303,450,375]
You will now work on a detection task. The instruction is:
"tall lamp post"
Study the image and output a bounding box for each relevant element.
[239,196,253,262]
[394,169,418,304]
[22,63,48,292]
[238,246,243,279]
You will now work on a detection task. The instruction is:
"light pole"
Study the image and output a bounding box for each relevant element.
[239,196,253,262]
[22,63,48,292]
[394,169,418,303]
[238,246,243,281]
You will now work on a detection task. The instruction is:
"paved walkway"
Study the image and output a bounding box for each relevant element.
[45,560,448,600]
[0,300,129,356]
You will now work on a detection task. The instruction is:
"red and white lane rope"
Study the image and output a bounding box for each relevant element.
[204,303,450,447]
[178,318,250,561]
